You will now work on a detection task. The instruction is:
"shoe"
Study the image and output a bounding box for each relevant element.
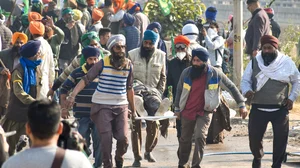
[115,158,123,168]
[252,158,261,168]
[135,96,147,117]
[156,98,171,116]
[144,152,157,162]
[132,159,141,167]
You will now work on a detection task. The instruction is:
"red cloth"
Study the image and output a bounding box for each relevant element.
[182,74,207,120]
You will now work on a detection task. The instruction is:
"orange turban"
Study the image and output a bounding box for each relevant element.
[12,32,28,45]
[28,12,42,22]
[92,8,104,21]
[174,35,190,46]
[113,0,125,13]
[29,21,45,36]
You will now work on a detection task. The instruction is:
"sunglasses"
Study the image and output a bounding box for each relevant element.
[114,45,126,50]
[175,44,187,49]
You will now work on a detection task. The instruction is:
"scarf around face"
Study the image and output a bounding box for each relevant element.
[19,57,42,94]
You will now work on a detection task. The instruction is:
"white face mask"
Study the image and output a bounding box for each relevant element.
[207,28,217,37]
[176,52,186,60]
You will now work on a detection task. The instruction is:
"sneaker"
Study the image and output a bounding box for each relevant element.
[156,98,171,116]
[134,96,147,117]
[144,152,157,162]
[132,159,141,167]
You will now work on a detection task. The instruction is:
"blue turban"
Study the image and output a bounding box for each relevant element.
[143,30,158,44]
[20,40,41,58]
[128,3,143,14]
[123,13,135,26]
[82,46,101,60]
[147,22,162,33]
[205,6,217,21]
[192,48,209,62]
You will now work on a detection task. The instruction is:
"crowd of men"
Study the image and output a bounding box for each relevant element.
[0,0,299,168]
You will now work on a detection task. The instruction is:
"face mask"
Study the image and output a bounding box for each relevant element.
[207,28,217,37]
[176,52,186,60]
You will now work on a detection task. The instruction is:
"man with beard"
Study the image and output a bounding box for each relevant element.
[128,30,169,167]
[0,32,28,119]
[60,46,102,168]
[175,48,247,168]
[241,35,300,168]
[1,40,42,156]
[65,34,135,168]
[164,35,191,141]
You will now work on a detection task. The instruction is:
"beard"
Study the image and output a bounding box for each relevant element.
[85,63,95,70]
[141,45,154,62]
[110,50,126,69]
[190,63,207,80]
[262,51,277,66]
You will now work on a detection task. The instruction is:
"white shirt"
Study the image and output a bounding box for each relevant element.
[2,145,92,168]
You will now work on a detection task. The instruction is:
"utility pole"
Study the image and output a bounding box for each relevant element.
[232,0,243,88]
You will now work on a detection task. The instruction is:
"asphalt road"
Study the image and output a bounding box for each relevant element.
[88,119,300,168]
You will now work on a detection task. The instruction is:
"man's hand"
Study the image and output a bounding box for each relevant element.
[239,107,248,119]
[252,50,258,57]
[284,99,293,110]
[245,90,254,99]
[65,95,75,109]
[46,16,55,28]
[0,126,9,152]
[1,68,10,76]
[61,108,70,119]
[47,89,54,99]
[201,28,207,37]
[174,112,180,120]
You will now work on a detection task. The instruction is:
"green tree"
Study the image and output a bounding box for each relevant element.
[144,0,206,38]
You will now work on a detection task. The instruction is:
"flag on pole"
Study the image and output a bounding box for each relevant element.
[23,0,29,14]
[157,0,173,16]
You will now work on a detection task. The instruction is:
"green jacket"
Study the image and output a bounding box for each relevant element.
[48,26,65,71]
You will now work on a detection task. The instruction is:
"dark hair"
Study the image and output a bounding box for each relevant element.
[105,0,112,7]
[207,7,217,13]
[99,28,111,36]
[27,99,61,140]
[210,22,219,29]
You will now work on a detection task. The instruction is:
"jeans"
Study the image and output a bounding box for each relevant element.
[78,117,102,167]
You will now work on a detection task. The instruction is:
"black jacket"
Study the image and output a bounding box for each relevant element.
[270,19,281,38]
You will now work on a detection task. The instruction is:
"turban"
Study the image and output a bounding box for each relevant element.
[106,34,126,51]
[21,14,29,27]
[20,40,41,58]
[29,21,45,36]
[143,30,158,44]
[76,0,88,7]
[147,22,162,33]
[205,6,217,21]
[113,0,125,13]
[127,2,142,14]
[264,8,274,18]
[247,0,258,4]
[81,31,100,48]
[174,35,190,46]
[192,48,209,62]
[261,35,279,49]
[183,19,196,26]
[87,0,95,6]
[62,7,74,16]
[12,32,28,45]
[82,46,101,60]
[31,1,43,14]
[73,9,83,21]
[182,24,199,42]
[123,13,135,26]
[92,8,104,21]
[28,12,42,22]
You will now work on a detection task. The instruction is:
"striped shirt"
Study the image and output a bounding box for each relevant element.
[61,64,98,118]
[83,56,133,105]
